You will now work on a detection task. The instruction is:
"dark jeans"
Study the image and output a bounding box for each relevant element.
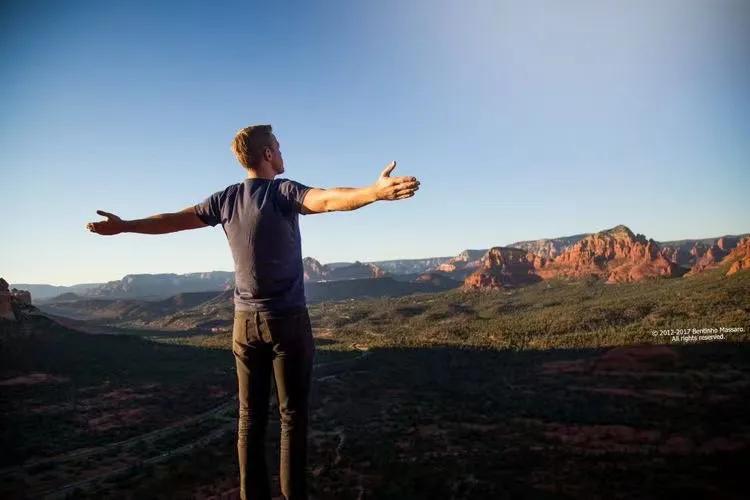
[232,306,315,500]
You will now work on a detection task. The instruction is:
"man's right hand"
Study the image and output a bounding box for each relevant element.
[372,161,420,201]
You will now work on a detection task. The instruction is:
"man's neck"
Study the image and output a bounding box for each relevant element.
[245,165,276,180]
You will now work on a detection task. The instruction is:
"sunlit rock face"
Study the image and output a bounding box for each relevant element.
[724,236,750,276]
[533,225,679,283]
[463,247,542,290]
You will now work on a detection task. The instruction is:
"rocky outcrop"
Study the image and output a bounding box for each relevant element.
[1,278,33,321]
[11,288,31,305]
[723,236,750,276]
[0,278,14,321]
[303,257,329,281]
[685,244,730,275]
[464,247,542,289]
[535,225,679,283]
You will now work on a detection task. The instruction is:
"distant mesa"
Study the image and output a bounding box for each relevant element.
[83,271,235,300]
[303,258,387,282]
[327,261,386,280]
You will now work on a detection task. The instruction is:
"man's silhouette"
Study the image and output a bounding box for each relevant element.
[86,124,420,500]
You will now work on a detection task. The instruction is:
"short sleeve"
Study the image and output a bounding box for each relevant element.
[276,178,312,215]
[193,189,223,227]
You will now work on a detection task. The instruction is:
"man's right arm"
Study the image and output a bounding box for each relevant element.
[300,161,420,214]
[86,207,208,235]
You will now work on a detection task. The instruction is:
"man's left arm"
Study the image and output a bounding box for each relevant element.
[299,161,420,214]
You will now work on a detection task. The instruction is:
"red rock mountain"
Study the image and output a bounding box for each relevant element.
[463,225,692,290]
[536,225,680,283]
[464,247,542,289]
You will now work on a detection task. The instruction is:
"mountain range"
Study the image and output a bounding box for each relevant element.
[12,224,750,301]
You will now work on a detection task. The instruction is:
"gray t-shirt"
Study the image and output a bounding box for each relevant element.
[194,177,312,312]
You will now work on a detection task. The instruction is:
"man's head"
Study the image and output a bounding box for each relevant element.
[231,124,284,177]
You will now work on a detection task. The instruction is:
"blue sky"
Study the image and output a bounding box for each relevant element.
[1,0,748,285]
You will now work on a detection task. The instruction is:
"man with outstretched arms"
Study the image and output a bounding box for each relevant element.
[86,124,420,500]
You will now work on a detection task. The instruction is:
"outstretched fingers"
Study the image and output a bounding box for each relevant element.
[395,192,415,200]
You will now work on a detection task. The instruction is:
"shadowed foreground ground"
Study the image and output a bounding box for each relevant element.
[73,341,747,500]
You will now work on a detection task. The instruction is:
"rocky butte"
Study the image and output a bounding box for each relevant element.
[0,277,32,321]
[464,247,542,290]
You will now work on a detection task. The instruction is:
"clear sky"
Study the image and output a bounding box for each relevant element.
[2,0,748,286]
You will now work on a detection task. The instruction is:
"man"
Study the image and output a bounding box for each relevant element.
[85,124,420,500]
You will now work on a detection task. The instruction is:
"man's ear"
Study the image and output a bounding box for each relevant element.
[264,146,273,162]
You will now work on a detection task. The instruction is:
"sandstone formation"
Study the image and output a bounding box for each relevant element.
[462,225,690,290]
[723,236,750,276]
[659,235,744,271]
[684,244,730,275]
[463,247,542,289]
[535,225,679,283]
